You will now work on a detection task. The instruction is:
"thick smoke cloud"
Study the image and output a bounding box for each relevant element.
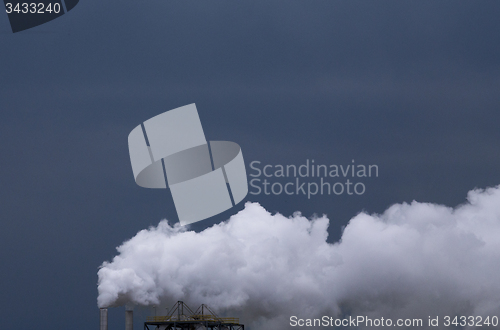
[98,186,500,329]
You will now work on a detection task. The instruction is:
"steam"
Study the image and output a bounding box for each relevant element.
[98,185,500,329]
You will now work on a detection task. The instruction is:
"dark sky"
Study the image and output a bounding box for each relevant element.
[1,1,500,329]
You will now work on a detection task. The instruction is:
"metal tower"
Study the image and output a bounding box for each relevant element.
[144,301,244,330]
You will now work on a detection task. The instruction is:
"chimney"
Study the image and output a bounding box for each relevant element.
[125,307,133,330]
[100,308,108,330]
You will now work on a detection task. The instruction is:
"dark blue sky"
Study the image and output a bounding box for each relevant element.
[1,1,500,329]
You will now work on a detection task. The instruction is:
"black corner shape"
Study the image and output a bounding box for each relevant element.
[4,0,79,33]
[64,0,78,12]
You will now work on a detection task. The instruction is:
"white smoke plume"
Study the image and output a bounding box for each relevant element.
[98,185,500,329]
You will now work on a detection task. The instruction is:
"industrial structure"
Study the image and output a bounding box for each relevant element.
[144,301,244,330]
[99,301,243,330]
[126,306,134,330]
[100,308,108,330]
[100,306,133,330]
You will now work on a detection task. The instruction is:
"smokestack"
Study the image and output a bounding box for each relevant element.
[125,307,133,330]
[100,308,108,330]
